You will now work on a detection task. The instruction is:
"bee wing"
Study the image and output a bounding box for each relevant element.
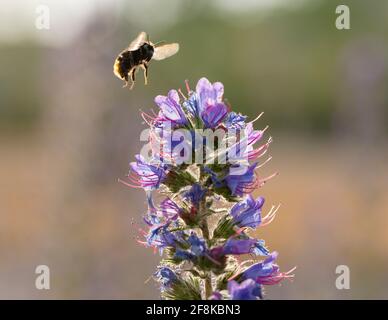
[128,31,148,51]
[152,43,179,61]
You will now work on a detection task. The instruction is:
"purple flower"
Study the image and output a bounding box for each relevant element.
[242,252,294,285]
[196,77,228,128]
[203,166,224,189]
[143,193,180,228]
[201,103,228,129]
[159,198,181,220]
[230,194,265,228]
[124,77,291,300]
[174,249,196,261]
[188,232,206,256]
[125,155,167,190]
[141,214,186,254]
[149,125,193,165]
[209,291,223,300]
[183,92,200,117]
[243,122,270,161]
[174,232,207,262]
[155,267,178,288]
[196,78,224,109]
[205,163,261,197]
[228,279,262,300]
[227,122,269,162]
[220,238,269,256]
[154,89,188,126]
[225,112,247,129]
[245,123,264,145]
[225,163,258,196]
[184,183,206,207]
[144,224,177,250]
[141,198,189,255]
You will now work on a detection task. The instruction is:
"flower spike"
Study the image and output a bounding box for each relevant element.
[122,78,293,300]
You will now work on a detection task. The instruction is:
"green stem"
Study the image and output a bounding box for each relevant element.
[200,212,213,299]
[201,218,210,241]
[199,165,213,299]
[204,275,212,299]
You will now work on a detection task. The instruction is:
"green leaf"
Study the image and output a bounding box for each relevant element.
[163,169,196,193]
[215,272,233,291]
[213,185,239,202]
[213,214,236,239]
[162,275,202,300]
[215,257,239,290]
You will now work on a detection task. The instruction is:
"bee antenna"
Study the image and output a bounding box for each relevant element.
[178,88,187,100]
[153,40,166,47]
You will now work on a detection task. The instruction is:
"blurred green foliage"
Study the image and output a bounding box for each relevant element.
[0,45,42,132]
[1,0,387,135]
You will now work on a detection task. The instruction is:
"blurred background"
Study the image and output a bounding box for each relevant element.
[1,0,387,299]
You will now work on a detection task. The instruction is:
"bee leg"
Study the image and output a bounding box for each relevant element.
[128,68,136,90]
[141,63,148,85]
[122,75,129,88]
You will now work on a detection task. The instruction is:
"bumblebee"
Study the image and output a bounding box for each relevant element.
[113,31,179,89]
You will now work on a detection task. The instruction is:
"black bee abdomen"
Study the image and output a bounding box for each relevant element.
[117,51,134,80]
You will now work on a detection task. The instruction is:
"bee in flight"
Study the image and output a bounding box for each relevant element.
[113,32,179,90]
